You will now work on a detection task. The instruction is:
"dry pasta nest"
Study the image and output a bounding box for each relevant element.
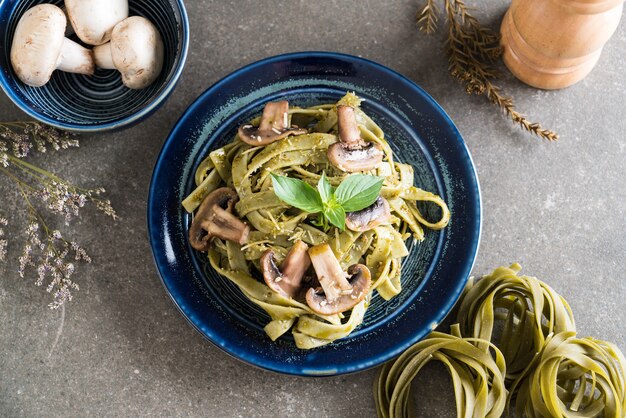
[375,264,626,418]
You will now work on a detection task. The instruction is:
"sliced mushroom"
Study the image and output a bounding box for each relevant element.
[65,0,129,45]
[346,196,391,232]
[327,105,384,172]
[189,188,250,251]
[238,101,307,146]
[261,240,311,298]
[93,16,164,89]
[10,4,95,87]
[305,244,371,315]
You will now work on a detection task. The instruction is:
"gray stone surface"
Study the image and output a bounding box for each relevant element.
[0,0,624,417]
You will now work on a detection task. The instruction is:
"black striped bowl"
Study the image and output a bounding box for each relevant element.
[0,0,189,132]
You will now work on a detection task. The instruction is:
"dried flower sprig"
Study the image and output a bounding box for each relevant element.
[0,216,8,262]
[417,0,559,141]
[0,121,80,157]
[0,121,116,309]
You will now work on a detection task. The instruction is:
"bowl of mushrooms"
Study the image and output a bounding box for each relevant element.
[0,0,189,132]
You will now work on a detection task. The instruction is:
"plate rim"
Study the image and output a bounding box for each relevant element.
[147,51,482,376]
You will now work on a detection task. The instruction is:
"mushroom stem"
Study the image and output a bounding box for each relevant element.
[200,206,249,245]
[93,43,115,69]
[306,244,372,315]
[189,187,250,251]
[327,105,384,172]
[280,240,311,285]
[56,38,95,75]
[238,101,307,146]
[259,100,289,132]
[261,240,311,298]
[308,244,352,302]
[337,105,363,148]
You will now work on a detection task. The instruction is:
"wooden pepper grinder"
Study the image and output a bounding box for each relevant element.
[500,0,624,89]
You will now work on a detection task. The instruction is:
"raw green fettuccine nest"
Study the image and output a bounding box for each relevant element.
[514,331,626,418]
[374,324,507,418]
[374,264,626,418]
[456,263,576,382]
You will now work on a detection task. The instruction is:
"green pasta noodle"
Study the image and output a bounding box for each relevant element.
[456,263,577,383]
[514,332,626,418]
[184,93,450,349]
[374,324,508,418]
[374,264,626,418]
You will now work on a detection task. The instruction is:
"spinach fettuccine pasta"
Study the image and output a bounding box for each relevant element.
[375,264,626,418]
[375,324,508,418]
[456,263,577,382]
[182,93,450,349]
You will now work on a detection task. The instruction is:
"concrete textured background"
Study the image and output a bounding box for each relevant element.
[1,0,624,417]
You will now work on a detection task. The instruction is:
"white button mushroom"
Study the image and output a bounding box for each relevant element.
[10,4,95,88]
[93,16,164,90]
[327,105,384,172]
[64,0,128,46]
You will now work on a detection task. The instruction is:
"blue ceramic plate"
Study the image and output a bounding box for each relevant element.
[148,52,481,376]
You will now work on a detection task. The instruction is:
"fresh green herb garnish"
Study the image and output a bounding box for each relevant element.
[270,172,384,231]
[269,174,323,213]
[335,174,385,212]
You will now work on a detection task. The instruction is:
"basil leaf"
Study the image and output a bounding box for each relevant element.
[271,173,323,213]
[317,172,334,203]
[335,175,384,212]
[324,203,346,231]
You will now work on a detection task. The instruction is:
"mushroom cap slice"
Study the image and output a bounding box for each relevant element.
[327,141,384,173]
[305,243,372,315]
[345,197,391,232]
[189,187,250,251]
[238,101,307,146]
[306,264,371,315]
[10,5,94,87]
[65,0,129,45]
[327,105,384,173]
[260,240,311,298]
